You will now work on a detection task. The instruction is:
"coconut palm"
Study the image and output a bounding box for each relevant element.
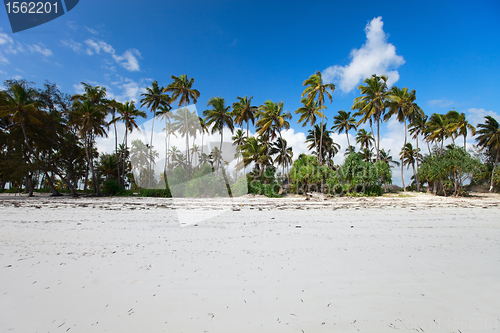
[475,115,500,192]
[446,109,475,148]
[203,97,234,168]
[302,71,335,165]
[140,81,171,186]
[305,124,336,163]
[295,98,323,128]
[426,113,449,155]
[164,75,200,170]
[352,74,388,161]
[164,74,200,108]
[355,129,374,151]
[240,136,271,174]
[69,99,108,195]
[232,129,246,150]
[379,149,400,167]
[110,101,147,185]
[400,142,422,192]
[332,110,357,148]
[232,96,258,138]
[256,100,292,143]
[270,138,293,177]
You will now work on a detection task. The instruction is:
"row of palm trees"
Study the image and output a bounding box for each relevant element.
[1,72,499,195]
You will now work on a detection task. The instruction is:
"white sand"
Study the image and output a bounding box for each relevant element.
[0,193,499,332]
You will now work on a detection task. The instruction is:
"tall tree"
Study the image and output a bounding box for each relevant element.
[270,138,293,177]
[400,142,422,192]
[232,96,258,138]
[332,110,357,148]
[352,74,388,161]
[140,81,171,187]
[69,99,108,196]
[203,97,234,168]
[475,116,500,192]
[302,71,335,165]
[355,129,374,151]
[0,81,60,195]
[110,101,147,186]
[164,75,200,171]
[256,100,292,142]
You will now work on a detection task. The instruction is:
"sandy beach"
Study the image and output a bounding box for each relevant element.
[0,193,499,332]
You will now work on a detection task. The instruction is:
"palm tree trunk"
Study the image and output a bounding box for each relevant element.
[113,110,121,188]
[415,136,420,192]
[464,134,467,150]
[318,104,324,165]
[490,152,499,192]
[376,116,381,161]
[346,131,350,148]
[247,121,250,139]
[401,158,405,192]
[149,116,155,188]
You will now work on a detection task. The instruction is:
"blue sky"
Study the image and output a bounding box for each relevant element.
[1,0,499,184]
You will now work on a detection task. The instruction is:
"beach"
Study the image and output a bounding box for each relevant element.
[0,193,499,332]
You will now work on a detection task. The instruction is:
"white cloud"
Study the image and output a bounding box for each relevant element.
[67,21,77,30]
[428,98,454,108]
[0,32,13,45]
[467,108,500,127]
[84,39,141,72]
[61,39,83,53]
[85,27,99,35]
[323,17,405,94]
[27,43,53,57]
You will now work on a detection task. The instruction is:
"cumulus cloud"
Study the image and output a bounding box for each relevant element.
[428,98,454,108]
[323,17,405,94]
[84,39,141,72]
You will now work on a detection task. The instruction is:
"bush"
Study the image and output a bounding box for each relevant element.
[140,188,172,198]
[103,179,120,195]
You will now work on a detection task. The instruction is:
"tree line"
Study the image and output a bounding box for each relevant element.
[0,72,499,197]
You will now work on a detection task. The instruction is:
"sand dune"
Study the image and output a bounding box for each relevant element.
[0,193,499,332]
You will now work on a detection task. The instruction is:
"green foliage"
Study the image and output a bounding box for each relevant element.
[418,145,482,195]
[289,153,389,196]
[140,188,172,198]
[103,179,120,195]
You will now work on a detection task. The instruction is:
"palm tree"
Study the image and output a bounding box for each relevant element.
[232,96,258,138]
[352,74,388,161]
[69,99,108,195]
[305,124,336,164]
[355,129,374,151]
[140,81,171,186]
[164,75,200,107]
[302,71,335,165]
[110,101,147,185]
[475,115,500,192]
[240,136,271,174]
[164,75,200,171]
[332,110,357,148]
[359,147,374,162]
[232,129,246,149]
[295,97,323,128]
[199,116,209,154]
[385,87,422,147]
[379,149,400,167]
[203,97,234,168]
[256,100,292,143]
[270,138,293,177]
[106,99,122,187]
[400,142,422,192]
[426,113,449,155]
[446,109,475,148]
